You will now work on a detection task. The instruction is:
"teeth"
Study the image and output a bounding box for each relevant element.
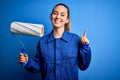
[55,20,61,23]
[56,20,59,22]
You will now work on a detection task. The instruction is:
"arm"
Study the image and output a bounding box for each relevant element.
[78,30,91,70]
[19,40,41,73]
[78,44,91,70]
[23,53,41,73]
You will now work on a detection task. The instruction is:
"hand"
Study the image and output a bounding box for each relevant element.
[80,30,89,44]
[18,53,28,63]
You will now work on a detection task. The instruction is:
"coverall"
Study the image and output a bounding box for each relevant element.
[23,30,91,80]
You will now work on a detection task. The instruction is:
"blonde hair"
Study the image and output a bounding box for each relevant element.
[51,3,70,32]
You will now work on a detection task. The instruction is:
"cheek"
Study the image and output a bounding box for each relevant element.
[63,18,68,23]
[51,14,56,19]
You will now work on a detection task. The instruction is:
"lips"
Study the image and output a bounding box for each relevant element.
[54,19,62,24]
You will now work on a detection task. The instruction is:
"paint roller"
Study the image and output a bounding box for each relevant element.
[10,21,44,54]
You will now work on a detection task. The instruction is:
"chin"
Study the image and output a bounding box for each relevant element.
[53,24,62,28]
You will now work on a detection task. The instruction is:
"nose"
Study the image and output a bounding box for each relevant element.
[56,14,60,18]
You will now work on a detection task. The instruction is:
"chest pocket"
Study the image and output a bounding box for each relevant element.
[59,40,78,59]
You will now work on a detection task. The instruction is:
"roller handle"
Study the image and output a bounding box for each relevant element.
[21,47,27,67]
[21,47,26,54]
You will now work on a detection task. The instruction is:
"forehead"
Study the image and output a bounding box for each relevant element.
[53,5,68,13]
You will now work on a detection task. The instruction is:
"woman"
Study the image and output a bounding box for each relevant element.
[18,3,91,80]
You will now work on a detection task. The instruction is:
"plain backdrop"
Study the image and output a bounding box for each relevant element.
[0,0,120,80]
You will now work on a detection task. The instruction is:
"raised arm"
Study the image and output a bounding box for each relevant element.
[78,30,91,70]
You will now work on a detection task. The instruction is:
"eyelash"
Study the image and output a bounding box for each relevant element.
[61,15,65,16]
[53,12,57,15]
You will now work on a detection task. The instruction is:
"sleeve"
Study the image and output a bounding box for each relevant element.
[21,40,41,73]
[78,43,91,71]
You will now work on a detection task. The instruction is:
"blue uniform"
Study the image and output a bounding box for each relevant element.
[23,30,91,80]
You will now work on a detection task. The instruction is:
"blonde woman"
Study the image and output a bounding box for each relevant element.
[18,3,91,80]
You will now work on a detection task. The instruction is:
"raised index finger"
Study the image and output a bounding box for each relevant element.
[83,30,87,37]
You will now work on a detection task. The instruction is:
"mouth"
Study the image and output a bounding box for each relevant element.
[54,19,62,24]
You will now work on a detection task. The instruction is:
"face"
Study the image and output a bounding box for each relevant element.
[51,5,69,29]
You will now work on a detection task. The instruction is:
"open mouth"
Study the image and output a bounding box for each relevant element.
[54,19,62,24]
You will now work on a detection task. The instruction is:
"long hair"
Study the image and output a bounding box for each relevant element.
[51,3,70,32]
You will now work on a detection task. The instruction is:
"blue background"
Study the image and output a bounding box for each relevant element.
[0,0,120,80]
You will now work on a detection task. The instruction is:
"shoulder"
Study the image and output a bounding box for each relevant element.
[68,32,80,39]
[38,32,52,43]
[64,31,80,44]
[38,34,48,42]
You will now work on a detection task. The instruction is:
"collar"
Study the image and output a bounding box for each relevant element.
[47,30,69,43]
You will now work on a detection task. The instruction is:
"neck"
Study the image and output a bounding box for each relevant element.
[53,28,64,38]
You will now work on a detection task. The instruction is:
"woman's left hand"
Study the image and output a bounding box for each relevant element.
[80,30,89,44]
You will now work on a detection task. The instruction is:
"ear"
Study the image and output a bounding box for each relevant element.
[50,15,52,20]
[65,18,69,24]
[50,13,53,20]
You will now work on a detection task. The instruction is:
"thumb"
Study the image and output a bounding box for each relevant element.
[20,53,24,56]
[83,30,87,37]
[24,54,28,57]
[24,54,28,63]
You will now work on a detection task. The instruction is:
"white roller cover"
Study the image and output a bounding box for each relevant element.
[10,22,44,37]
